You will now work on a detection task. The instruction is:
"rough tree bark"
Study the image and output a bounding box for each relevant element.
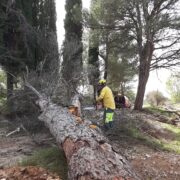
[134,41,154,110]
[6,71,14,100]
[27,84,140,180]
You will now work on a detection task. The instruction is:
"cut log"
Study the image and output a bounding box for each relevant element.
[26,83,140,180]
[36,98,140,180]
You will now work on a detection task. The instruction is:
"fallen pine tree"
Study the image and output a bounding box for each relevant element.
[26,83,140,180]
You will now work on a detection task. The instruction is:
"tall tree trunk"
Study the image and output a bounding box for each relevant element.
[88,45,100,100]
[6,71,14,100]
[134,41,154,110]
[62,0,83,99]
[103,35,109,80]
[104,56,108,80]
[88,3,100,98]
[93,85,97,101]
[134,65,149,110]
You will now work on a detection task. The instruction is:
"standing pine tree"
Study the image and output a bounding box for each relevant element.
[62,0,83,100]
[1,0,27,99]
[88,0,100,100]
[0,0,59,100]
[88,0,180,110]
[36,0,59,74]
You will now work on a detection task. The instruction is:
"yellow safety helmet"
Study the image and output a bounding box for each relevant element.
[98,79,106,84]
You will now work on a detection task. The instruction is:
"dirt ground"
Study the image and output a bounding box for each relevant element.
[111,137,180,180]
[0,166,61,180]
[0,109,180,180]
[0,115,61,180]
[85,109,180,180]
[112,110,180,180]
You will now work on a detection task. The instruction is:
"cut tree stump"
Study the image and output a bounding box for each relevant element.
[36,97,140,180]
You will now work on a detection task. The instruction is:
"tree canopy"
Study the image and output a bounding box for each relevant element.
[0,0,59,99]
[0,0,180,110]
[85,0,180,109]
[61,0,83,100]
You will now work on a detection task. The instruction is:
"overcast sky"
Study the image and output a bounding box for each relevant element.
[55,0,90,47]
[55,0,172,97]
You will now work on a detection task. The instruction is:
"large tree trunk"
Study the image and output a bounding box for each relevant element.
[134,66,149,110]
[6,71,14,100]
[31,90,140,179]
[103,35,109,80]
[134,41,154,110]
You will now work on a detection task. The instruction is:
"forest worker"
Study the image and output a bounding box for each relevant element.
[114,93,126,109]
[96,79,115,130]
[114,92,126,116]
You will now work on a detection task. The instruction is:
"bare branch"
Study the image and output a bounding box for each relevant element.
[24,82,43,99]
[154,37,180,50]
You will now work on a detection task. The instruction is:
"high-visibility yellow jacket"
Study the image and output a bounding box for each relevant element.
[96,86,115,110]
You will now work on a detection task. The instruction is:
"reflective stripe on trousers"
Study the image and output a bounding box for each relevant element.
[104,108,114,124]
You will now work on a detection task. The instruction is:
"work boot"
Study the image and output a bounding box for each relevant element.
[102,123,109,131]
[109,121,113,128]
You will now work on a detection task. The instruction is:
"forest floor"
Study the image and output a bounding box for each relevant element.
[107,109,180,180]
[0,107,180,180]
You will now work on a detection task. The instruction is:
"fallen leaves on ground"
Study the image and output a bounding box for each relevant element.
[0,166,61,180]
